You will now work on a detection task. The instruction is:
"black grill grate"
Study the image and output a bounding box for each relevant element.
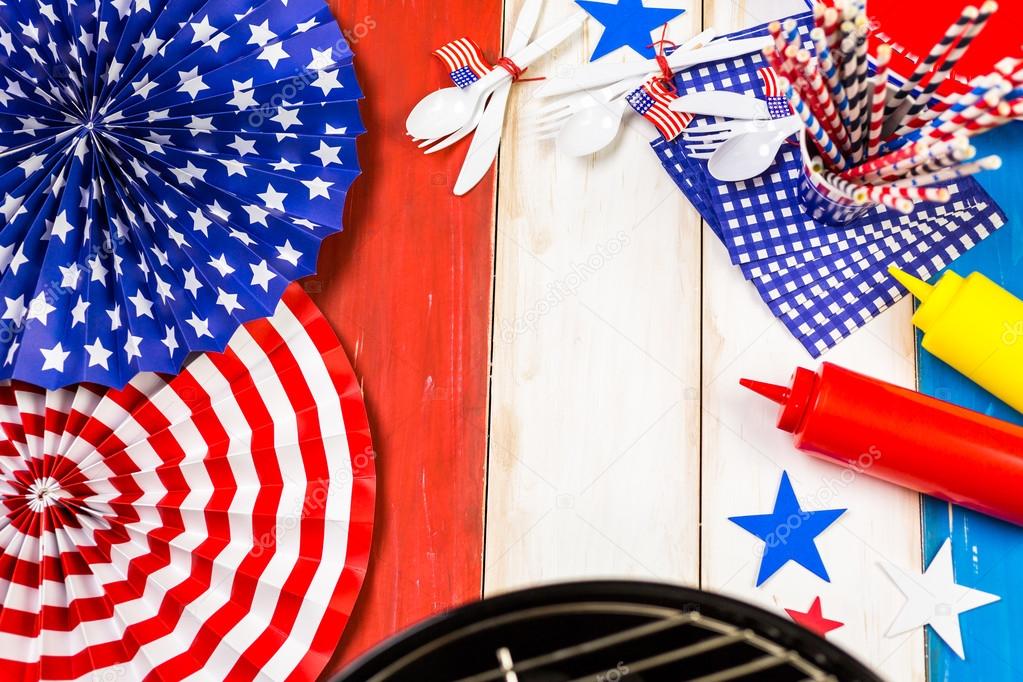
[335,582,882,682]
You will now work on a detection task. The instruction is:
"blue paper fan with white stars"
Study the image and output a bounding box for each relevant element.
[0,0,363,388]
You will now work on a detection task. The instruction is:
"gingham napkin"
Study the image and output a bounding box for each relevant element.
[653,12,1007,357]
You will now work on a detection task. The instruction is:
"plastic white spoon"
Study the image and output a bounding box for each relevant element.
[706,116,803,181]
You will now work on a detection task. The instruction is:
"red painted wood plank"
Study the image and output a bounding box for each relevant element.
[312,1,502,676]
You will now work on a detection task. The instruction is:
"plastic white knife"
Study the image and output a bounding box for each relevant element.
[453,0,549,195]
[534,36,771,99]
[668,91,771,119]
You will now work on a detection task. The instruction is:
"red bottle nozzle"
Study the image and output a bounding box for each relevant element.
[741,367,818,433]
[740,378,791,405]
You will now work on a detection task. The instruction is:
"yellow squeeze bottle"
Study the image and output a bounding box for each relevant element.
[889,266,1023,414]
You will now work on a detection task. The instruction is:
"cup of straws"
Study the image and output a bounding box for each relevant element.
[765,0,1016,226]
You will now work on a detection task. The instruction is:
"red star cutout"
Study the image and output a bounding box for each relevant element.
[785,596,844,637]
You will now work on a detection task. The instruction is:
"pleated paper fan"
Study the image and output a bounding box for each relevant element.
[0,0,364,389]
[0,284,375,681]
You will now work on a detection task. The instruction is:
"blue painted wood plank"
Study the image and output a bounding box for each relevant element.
[919,122,1023,681]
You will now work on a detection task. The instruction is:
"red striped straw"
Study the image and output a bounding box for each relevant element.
[840,141,925,180]
[881,186,952,203]
[930,89,1010,141]
[864,136,971,182]
[888,155,1002,186]
[867,45,892,159]
[857,185,916,213]
[814,2,827,32]
[820,171,867,201]
[767,24,797,81]
[823,7,841,51]
[797,49,851,154]
[810,28,850,130]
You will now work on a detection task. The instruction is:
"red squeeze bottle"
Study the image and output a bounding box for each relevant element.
[742,362,1023,526]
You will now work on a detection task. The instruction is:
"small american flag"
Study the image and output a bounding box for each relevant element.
[627,78,693,142]
[758,67,793,119]
[434,38,493,89]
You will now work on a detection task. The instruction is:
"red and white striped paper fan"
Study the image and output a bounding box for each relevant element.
[0,284,375,681]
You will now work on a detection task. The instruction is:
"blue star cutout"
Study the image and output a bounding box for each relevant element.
[575,0,686,61]
[728,471,846,587]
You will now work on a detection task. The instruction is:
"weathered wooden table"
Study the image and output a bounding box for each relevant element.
[317,1,1022,680]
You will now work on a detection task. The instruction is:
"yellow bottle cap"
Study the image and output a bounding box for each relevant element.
[887,267,933,302]
[888,266,965,332]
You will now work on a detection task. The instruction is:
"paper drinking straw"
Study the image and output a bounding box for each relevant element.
[823,7,841,51]
[782,18,803,52]
[867,45,892,159]
[841,141,924,180]
[851,16,871,162]
[885,6,977,122]
[935,89,1010,140]
[857,185,916,213]
[907,79,1006,143]
[839,36,863,154]
[904,75,992,143]
[899,2,996,131]
[781,77,847,170]
[820,171,867,201]
[860,137,970,182]
[879,185,952,203]
[810,28,851,128]
[888,155,1002,187]
[798,49,851,153]
[814,2,827,32]
[959,101,1012,136]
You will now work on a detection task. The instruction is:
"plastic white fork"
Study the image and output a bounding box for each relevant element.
[526,77,638,139]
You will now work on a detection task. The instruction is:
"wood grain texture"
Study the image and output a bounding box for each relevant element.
[699,2,924,680]
[317,1,501,674]
[485,0,703,592]
[920,123,1023,681]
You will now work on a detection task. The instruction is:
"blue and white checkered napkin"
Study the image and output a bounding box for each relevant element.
[652,12,1008,357]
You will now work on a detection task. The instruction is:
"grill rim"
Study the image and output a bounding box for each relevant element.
[332,580,883,682]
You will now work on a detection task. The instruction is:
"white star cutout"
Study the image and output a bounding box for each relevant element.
[312,141,342,167]
[302,177,334,200]
[71,297,90,327]
[84,338,113,369]
[216,288,244,315]
[880,539,1001,659]
[162,326,179,356]
[258,184,288,211]
[208,254,235,277]
[186,313,212,339]
[250,260,277,292]
[26,292,56,325]
[129,290,154,318]
[40,343,70,372]
[124,334,143,362]
[276,241,302,266]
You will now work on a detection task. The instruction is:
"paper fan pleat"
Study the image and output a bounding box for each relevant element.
[0,284,375,681]
[0,0,364,388]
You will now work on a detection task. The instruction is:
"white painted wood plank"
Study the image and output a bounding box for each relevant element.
[484,0,702,592]
[700,2,925,680]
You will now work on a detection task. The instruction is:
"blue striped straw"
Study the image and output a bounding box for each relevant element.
[810,28,851,130]
[898,76,993,146]
[782,77,847,170]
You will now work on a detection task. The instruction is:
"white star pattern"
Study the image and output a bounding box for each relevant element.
[40,343,70,372]
[0,0,361,387]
